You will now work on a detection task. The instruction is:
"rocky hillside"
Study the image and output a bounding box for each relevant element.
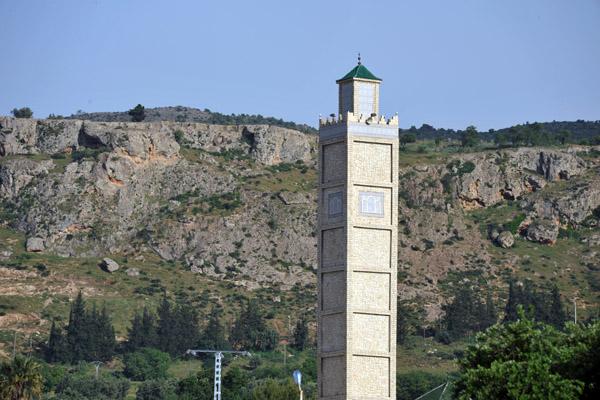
[1,116,600,348]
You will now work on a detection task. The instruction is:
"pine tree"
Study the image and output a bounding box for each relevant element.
[443,288,474,337]
[46,320,70,363]
[504,281,523,323]
[174,302,199,354]
[484,293,497,329]
[94,304,116,360]
[128,104,146,122]
[200,307,226,348]
[549,285,567,329]
[126,310,144,353]
[230,299,271,350]
[156,293,176,355]
[141,307,159,349]
[127,307,158,352]
[293,317,309,350]
[66,291,89,362]
[396,301,411,345]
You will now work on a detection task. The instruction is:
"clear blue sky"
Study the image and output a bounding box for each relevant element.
[1,0,598,131]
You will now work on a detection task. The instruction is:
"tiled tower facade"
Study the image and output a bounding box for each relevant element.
[318,61,398,399]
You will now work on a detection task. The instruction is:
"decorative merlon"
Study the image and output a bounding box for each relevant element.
[319,112,398,128]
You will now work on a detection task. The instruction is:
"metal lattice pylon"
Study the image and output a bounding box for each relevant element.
[186,349,251,400]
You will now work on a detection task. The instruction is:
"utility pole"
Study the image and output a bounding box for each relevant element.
[187,349,251,400]
[91,361,103,380]
[574,297,577,324]
[13,322,18,360]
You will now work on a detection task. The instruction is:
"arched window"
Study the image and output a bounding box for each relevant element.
[358,192,384,217]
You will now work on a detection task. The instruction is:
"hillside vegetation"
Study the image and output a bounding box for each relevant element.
[1,114,600,398]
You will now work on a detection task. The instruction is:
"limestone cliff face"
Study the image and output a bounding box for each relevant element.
[0,117,317,287]
[0,117,313,165]
[1,116,599,316]
[456,148,585,209]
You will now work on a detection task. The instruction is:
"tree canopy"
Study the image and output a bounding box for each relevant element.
[460,125,480,147]
[128,104,146,122]
[0,357,44,400]
[11,107,33,118]
[454,307,600,400]
[46,291,116,364]
[399,133,417,149]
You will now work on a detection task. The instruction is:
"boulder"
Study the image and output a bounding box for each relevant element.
[125,268,139,276]
[0,249,13,260]
[524,220,559,245]
[496,231,514,248]
[489,230,500,241]
[102,257,119,272]
[26,237,44,252]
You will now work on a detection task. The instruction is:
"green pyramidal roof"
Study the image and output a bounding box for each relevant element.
[336,64,382,83]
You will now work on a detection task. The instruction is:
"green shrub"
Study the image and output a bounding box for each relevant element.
[458,160,476,175]
[441,174,454,194]
[173,130,184,145]
[503,215,526,234]
[124,347,171,381]
[71,147,110,162]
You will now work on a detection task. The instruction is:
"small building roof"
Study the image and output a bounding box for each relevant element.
[336,64,382,83]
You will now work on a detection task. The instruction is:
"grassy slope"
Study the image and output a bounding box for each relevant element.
[1,141,599,379]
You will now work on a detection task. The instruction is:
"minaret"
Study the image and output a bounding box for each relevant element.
[317,57,398,400]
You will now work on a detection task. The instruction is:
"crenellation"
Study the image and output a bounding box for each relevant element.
[319,113,399,128]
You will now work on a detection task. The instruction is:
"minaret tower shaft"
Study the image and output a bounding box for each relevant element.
[318,59,399,399]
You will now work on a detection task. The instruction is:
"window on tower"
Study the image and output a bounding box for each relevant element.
[341,84,353,115]
[358,192,384,217]
[358,83,374,117]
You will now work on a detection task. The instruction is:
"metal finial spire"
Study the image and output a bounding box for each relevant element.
[358,52,361,65]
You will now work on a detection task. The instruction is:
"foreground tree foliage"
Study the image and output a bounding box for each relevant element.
[251,378,301,400]
[454,307,600,400]
[0,357,44,400]
[396,371,446,400]
[135,378,178,400]
[50,374,130,400]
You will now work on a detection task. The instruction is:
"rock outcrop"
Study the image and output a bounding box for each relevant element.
[524,220,559,245]
[457,148,584,209]
[102,258,119,273]
[496,231,515,248]
[0,117,315,166]
[0,158,54,197]
[26,237,44,252]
